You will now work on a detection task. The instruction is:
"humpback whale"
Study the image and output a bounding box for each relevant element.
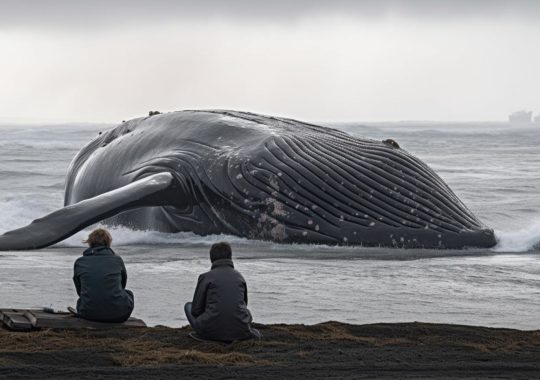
[0,110,496,250]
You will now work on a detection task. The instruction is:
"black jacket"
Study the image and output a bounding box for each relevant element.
[191,259,255,341]
[73,246,134,322]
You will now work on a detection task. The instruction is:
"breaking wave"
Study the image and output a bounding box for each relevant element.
[493,218,540,253]
[58,226,250,248]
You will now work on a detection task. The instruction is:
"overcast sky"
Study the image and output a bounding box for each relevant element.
[1,0,539,123]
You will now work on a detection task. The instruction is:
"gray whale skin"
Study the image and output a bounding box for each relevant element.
[0,110,496,250]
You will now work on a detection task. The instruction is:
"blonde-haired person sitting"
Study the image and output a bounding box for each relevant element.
[72,228,134,322]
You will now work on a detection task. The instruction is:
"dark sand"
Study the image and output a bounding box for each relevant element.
[1,322,540,379]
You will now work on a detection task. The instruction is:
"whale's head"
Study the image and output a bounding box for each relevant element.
[207,116,496,248]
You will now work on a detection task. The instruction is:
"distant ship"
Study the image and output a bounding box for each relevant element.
[508,110,533,123]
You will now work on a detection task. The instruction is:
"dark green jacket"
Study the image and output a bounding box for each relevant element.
[191,259,255,341]
[73,246,134,322]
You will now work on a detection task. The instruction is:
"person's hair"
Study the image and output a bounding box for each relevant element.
[210,242,232,262]
[83,228,113,248]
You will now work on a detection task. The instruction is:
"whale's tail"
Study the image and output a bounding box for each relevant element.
[0,173,179,250]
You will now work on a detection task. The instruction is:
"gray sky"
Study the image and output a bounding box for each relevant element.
[1,0,539,122]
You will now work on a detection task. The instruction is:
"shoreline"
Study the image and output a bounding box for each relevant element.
[1,321,540,379]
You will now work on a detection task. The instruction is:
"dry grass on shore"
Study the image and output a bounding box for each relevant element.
[0,327,270,367]
[2,321,540,379]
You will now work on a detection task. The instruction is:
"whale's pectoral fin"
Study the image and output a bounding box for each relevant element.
[0,172,183,251]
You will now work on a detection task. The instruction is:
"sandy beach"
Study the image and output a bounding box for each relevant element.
[1,321,540,379]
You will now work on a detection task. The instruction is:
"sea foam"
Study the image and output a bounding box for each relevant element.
[493,217,540,253]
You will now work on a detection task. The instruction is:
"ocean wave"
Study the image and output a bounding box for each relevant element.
[493,218,540,253]
[0,141,85,151]
[0,170,54,178]
[0,198,60,235]
[58,226,251,248]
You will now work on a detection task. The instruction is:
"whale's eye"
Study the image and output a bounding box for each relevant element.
[382,139,400,149]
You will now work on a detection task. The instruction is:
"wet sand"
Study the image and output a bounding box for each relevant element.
[1,321,540,379]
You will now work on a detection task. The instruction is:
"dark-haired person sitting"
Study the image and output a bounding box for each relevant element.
[72,228,134,323]
[184,242,261,342]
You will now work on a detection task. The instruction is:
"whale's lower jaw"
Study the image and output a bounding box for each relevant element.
[93,203,496,249]
[98,207,497,249]
[241,225,497,249]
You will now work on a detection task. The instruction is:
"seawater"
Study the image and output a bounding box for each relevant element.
[0,121,539,328]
